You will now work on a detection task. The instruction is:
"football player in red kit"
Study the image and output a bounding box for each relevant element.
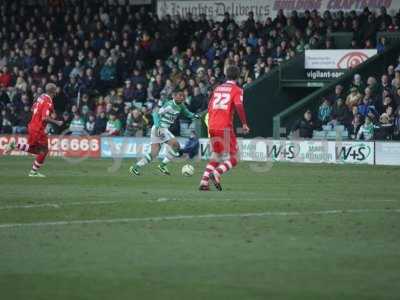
[199,65,250,191]
[4,83,62,177]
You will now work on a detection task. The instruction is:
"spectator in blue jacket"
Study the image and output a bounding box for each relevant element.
[100,58,116,91]
[358,97,373,117]
[180,131,200,159]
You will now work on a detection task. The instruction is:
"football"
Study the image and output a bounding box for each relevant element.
[181,164,195,176]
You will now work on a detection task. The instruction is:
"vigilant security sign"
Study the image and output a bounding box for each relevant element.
[305,49,377,80]
[305,50,377,70]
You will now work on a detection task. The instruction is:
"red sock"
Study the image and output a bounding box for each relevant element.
[215,157,238,176]
[200,161,219,184]
[32,151,48,172]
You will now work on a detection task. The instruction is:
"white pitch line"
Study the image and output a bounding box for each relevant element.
[0,203,61,210]
[0,198,398,210]
[0,200,124,210]
[0,208,399,229]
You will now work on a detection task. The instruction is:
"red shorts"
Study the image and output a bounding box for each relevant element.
[209,128,237,156]
[28,128,48,148]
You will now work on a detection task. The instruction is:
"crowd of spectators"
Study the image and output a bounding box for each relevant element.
[1,1,400,138]
[292,67,400,140]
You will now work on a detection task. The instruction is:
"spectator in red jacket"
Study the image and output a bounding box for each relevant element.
[0,67,12,88]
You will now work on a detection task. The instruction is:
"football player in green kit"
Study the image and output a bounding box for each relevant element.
[129,90,199,176]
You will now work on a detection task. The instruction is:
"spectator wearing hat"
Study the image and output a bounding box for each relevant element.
[291,110,316,138]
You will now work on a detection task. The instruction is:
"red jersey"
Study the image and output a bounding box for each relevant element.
[208,80,247,130]
[29,94,54,132]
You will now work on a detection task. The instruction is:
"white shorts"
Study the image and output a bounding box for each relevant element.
[150,126,175,144]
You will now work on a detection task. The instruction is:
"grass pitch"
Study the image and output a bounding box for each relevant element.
[0,156,399,300]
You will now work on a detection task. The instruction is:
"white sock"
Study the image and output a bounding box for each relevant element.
[162,145,179,165]
[137,154,152,167]
[162,156,170,165]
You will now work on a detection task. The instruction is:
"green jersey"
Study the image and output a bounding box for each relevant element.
[106,119,122,135]
[153,100,195,128]
[356,123,374,140]
[69,117,85,134]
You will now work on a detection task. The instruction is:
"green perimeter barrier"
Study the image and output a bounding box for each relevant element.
[279,54,306,82]
[328,32,354,49]
[377,31,400,45]
[244,65,282,137]
[272,41,400,138]
[243,54,321,137]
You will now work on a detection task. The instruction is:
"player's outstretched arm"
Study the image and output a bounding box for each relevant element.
[45,116,63,127]
[181,104,200,120]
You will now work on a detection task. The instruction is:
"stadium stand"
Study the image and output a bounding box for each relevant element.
[290,56,400,141]
[1,1,399,139]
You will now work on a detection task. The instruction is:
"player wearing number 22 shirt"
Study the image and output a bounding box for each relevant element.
[4,83,62,177]
[199,65,250,191]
